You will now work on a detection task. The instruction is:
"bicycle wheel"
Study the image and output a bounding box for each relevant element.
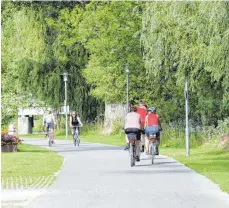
[151,142,155,164]
[48,135,52,147]
[73,134,77,146]
[130,144,135,167]
[77,136,80,146]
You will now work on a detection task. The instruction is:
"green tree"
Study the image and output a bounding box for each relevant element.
[1,2,47,125]
[2,2,103,123]
[141,1,229,126]
[78,1,147,104]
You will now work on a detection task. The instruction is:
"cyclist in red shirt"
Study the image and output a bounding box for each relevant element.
[144,107,162,155]
[136,102,148,152]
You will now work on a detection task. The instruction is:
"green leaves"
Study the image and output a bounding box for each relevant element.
[78,2,145,103]
[141,1,229,125]
[2,1,229,127]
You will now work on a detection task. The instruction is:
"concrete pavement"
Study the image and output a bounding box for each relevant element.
[3,138,229,208]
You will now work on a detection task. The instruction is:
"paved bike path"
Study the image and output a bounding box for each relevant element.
[24,138,229,208]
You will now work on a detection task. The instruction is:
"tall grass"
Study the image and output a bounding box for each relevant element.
[160,127,204,148]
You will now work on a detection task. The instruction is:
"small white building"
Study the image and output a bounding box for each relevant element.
[18,108,46,134]
[18,106,69,134]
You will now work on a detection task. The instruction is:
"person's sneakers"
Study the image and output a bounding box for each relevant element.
[135,156,140,162]
[51,140,55,144]
[124,143,130,150]
[141,145,145,152]
[155,147,159,155]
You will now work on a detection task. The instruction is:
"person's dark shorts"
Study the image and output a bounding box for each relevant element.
[141,129,145,135]
[125,128,141,140]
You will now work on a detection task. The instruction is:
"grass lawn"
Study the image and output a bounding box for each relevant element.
[161,146,229,193]
[82,133,125,146]
[1,144,63,189]
[19,132,125,144]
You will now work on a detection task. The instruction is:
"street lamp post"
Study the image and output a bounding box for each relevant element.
[62,72,68,140]
[185,72,190,156]
[125,66,129,113]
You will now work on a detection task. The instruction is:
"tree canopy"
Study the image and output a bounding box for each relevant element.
[2,1,229,127]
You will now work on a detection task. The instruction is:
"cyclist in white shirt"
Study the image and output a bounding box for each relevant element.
[43,111,55,142]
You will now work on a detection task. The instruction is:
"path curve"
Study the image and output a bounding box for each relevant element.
[23,138,229,208]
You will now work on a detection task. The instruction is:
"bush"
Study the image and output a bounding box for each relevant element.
[160,127,185,148]
[202,117,229,144]
[111,117,124,135]
[161,118,229,148]
[160,124,204,148]
[33,116,44,132]
[81,121,103,135]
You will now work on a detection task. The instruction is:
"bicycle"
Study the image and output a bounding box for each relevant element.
[148,133,157,164]
[72,125,80,146]
[127,133,137,167]
[46,126,54,147]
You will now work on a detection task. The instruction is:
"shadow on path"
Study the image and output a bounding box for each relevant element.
[53,145,123,153]
[108,168,192,175]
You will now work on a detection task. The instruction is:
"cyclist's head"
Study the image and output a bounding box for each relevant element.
[139,101,147,108]
[72,111,77,116]
[130,106,137,112]
[148,106,156,113]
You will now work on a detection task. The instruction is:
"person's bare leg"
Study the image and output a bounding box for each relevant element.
[135,140,141,162]
[125,134,129,143]
[50,128,54,142]
[46,126,48,135]
[145,136,149,154]
[124,134,130,150]
[141,134,145,152]
[156,138,160,155]
[135,140,141,157]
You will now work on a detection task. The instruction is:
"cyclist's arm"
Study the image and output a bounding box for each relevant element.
[138,115,141,126]
[144,115,148,129]
[77,117,83,127]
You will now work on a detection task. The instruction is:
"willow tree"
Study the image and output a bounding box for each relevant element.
[1,2,47,124]
[141,1,229,126]
[2,1,102,123]
[44,4,105,121]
